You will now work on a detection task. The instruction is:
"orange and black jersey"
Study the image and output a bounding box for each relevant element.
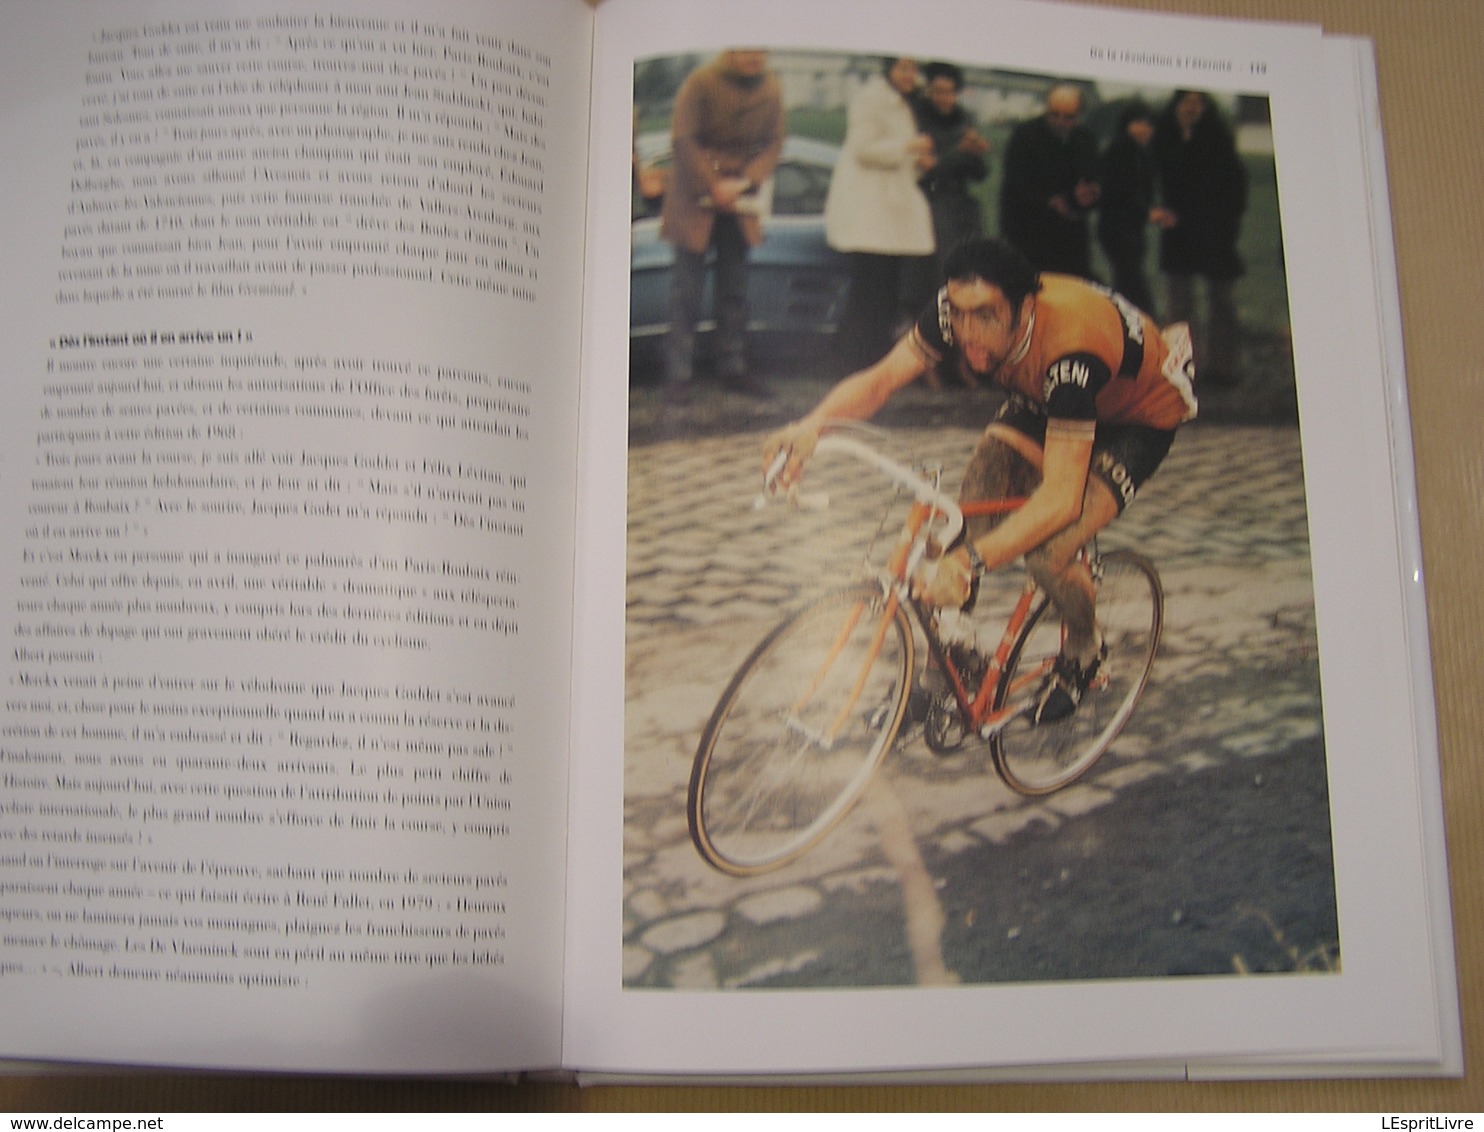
[910,273,1197,432]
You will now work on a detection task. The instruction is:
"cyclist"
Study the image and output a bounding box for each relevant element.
[764,236,1195,722]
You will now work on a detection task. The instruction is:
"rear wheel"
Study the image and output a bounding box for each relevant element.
[689,583,915,875]
[991,551,1162,795]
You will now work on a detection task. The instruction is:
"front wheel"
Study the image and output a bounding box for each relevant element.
[689,583,915,875]
[991,550,1162,795]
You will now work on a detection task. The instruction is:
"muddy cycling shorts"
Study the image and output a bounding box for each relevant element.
[992,394,1176,513]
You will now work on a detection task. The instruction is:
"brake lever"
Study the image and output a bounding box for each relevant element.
[753,448,828,511]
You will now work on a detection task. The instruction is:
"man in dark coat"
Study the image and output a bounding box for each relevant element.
[1096,100,1158,316]
[1151,90,1248,384]
[998,83,1100,278]
[914,62,990,269]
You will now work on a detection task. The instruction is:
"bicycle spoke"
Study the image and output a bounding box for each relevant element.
[689,585,914,874]
[992,552,1162,795]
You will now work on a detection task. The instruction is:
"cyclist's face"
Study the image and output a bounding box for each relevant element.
[945,279,1027,374]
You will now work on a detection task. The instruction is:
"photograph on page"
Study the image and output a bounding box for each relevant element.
[619,46,1337,994]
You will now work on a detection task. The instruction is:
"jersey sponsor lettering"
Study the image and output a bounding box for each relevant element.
[1046,356,1091,395]
[1093,450,1138,509]
[936,285,954,348]
[1043,351,1108,419]
[1088,282,1147,378]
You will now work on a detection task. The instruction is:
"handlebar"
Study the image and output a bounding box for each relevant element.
[758,426,964,550]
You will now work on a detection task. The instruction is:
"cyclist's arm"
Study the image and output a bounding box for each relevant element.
[973,419,1093,568]
[967,340,1116,569]
[801,333,927,427]
[764,333,928,487]
[917,420,1094,606]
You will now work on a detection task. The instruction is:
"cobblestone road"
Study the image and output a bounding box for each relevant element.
[622,416,1337,990]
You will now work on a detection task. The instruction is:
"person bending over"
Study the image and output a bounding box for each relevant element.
[764,237,1195,722]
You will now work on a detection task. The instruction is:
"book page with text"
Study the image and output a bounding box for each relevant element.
[567,0,1455,1077]
[0,0,592,1074]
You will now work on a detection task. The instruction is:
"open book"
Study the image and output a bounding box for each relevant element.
[0,0,1459,1080]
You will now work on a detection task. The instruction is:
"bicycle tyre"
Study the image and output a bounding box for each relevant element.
[689,583,915,876]
[991,550,1162,796]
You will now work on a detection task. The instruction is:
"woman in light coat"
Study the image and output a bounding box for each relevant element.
[826,57,935,369]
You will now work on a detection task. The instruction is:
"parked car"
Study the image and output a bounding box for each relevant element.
[630,134,850,372]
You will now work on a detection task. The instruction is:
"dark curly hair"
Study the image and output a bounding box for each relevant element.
[922,61,964,90]
[941,237,1043,311]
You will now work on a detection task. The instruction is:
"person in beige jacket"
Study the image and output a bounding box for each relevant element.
[825,57,936,369]
[659,50,784,401]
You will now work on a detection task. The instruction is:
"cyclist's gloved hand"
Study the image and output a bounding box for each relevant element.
[913,547,974,608]
[761,421,820,491]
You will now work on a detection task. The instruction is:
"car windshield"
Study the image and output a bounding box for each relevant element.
[770,160,829,216]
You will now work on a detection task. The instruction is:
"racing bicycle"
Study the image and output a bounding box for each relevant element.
[687,427,1163,877]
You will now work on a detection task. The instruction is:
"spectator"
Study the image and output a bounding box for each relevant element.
[1152,90,1248,385]
[998,83,1101,278]
[659,50,784,402]
[825,57,936,370]
[632,108,665,220]
[914,61,990,269]
[1096,100,1158,316]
